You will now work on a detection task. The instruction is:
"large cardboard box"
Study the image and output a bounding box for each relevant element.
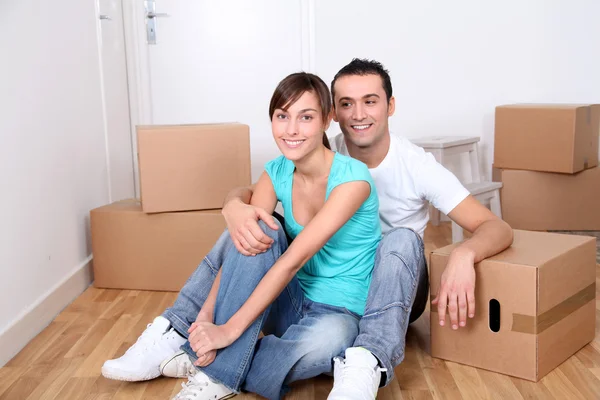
[430,230,596,381]
[138,123,251,213]
[493,166,600,231]
[494,104,599,174]
[91,200,226,291]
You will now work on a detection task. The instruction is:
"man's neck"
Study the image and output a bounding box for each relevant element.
[345,133,391,169]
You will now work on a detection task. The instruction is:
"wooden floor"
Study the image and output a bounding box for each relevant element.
[2,223,600,400]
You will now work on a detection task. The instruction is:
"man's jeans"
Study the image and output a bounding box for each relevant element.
[163,225,427,390]
[353,227,428,386]
[163,221,358,399]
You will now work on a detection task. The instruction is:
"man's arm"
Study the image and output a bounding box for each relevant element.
[222,185,254,206]
[222,184,279,256]
[189,180,371,358]
[432,195,513,330]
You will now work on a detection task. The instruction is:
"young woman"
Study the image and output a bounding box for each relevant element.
[172,72,381,400]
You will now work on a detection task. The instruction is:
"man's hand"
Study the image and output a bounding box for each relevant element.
[432,247,476,330]
[222,199,279,256]
[188,322,237,366]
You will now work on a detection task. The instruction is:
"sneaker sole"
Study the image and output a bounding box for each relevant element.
[101,366,161,382]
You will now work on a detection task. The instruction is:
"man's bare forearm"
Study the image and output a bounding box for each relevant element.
[223,185,254,207]
[453,219,513,263]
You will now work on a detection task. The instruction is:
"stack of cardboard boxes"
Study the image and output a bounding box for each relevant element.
[90,124,251,292]
[430,104,599,381]
[493,104,600,230]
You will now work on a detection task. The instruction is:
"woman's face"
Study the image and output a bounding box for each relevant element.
[271,91,328,162]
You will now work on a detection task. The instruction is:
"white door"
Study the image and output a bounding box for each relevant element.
[125,0,310,188]
[98,0,135,201]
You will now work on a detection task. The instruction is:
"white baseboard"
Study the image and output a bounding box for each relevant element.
[0,255,94,367]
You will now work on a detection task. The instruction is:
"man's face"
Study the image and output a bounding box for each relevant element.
[332,74,395,148]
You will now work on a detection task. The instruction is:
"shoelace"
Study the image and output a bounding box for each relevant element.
[126,325,173,355]
[174,372,209,400]
[183,359,196,377]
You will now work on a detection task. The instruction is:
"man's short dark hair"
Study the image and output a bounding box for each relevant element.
[331,58,393,104]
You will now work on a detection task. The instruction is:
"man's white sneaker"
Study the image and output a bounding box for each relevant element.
[172,369,236,400]
[101,316,186,381]
[161,350,194,378]
[327,347,386,400]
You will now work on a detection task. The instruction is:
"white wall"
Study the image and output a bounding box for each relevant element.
[0,0,111,365]
[315,0,600,181]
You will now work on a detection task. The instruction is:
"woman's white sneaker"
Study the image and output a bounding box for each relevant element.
[101,316,186,381]
[161,350,195,378]
[172,369,236,400]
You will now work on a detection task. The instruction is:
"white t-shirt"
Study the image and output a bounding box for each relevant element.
[331,133,470,238]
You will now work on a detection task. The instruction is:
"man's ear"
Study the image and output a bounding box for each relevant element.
[388,96,396,117]
[332,106,339,123]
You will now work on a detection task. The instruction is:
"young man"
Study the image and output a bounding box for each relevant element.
[102,59,512,399]
[217,59,512,399]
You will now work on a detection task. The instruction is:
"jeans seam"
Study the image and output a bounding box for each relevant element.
[362,301,411,317]
[290,359,332,372]
[389,251,416,282]
[285,286,304,319]
[203,256,219,275]
[233,310,268,389]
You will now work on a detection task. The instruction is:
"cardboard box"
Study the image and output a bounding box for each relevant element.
[91,200,226,291]
[430,230,596,381]
[138,123,251,213]
[493,166,600,231]
[494,104,599,174]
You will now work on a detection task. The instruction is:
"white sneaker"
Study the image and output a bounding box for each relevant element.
[172,369,236,400]
[102,316,186,381]
[327,347,386,400]
[161,350,194,378]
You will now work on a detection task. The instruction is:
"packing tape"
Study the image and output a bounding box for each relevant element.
[511,283,595,334]
[429,283,595,335]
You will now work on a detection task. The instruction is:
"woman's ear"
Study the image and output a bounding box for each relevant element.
[324,109,334,131]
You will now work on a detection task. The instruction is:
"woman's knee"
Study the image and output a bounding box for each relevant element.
[257,219,286,243]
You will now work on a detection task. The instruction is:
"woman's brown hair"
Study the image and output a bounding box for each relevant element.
[268,72,332,149]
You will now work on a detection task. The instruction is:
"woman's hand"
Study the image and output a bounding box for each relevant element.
[188,311,218,367]
[188,322,238,366]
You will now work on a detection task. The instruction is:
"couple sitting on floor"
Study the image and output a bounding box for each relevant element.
[102,58,513,400]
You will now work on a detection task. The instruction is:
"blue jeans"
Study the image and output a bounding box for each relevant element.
[163,225,427,391]
[163,221,358,400]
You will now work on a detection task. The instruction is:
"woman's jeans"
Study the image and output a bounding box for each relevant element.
[164,221,359,399]
[162,224,428,391]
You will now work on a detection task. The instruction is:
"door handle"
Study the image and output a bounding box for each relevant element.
[147,12,169,19]
[145,0,169,44]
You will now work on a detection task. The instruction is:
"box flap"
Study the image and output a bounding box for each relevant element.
[496,104,593,110]
[432,230,594,267]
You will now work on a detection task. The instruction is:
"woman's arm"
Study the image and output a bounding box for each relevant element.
[190,269,222,329]
[222,180,370,341]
